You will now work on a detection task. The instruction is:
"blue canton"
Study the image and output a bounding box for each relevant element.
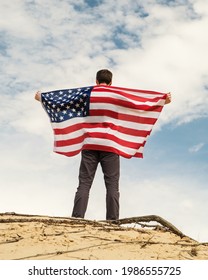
[41,86,92,123]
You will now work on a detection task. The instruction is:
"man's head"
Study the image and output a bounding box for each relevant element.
[96,69,112,85]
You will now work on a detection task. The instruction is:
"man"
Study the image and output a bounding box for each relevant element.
[71,69,120,221]
[35,69,171,221]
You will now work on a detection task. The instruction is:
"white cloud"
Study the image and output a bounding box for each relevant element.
[189,142,204,153]
[1,1,208,124]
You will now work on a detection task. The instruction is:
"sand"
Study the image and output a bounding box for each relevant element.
[0,213,207,260]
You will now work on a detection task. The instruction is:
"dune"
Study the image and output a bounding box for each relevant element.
[0,213,207,260]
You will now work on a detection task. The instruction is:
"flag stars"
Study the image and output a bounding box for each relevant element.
[42,86,91,123]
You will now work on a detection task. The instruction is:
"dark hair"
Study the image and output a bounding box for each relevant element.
[96,69,113,85]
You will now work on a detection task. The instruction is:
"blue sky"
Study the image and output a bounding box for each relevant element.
[0,0,208,242]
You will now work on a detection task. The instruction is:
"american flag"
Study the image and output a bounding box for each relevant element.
[41,85,167,158]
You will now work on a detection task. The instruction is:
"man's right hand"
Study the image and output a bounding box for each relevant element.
[165,92,172,105]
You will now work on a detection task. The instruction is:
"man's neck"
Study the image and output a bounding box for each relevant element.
[97,83,110,86]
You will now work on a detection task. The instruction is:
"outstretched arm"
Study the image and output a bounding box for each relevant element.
[165,92,171,105]
[35,91,41,101]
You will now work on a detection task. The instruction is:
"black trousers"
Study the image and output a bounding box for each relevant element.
[72,150,120,220]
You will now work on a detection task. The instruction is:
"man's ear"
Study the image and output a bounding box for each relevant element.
[96,79,99,85]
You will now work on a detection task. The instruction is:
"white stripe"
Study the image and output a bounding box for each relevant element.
[92,90,165,106]
[54,138,142,156]
[137,146,144,152]
[52,116,154,131]
[90,103,161,118]
[54,126,146,144]
[93,87,165,99]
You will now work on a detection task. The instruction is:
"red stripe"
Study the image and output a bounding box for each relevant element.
[93,85,166,96]
[55,145,143,159]
[55,150,80,157]
[55,132,145,149]
[134,152,143,158]
[92,87,166,102]
[90,109,157,124]
[90,96,163,112]
[54,122,151,137]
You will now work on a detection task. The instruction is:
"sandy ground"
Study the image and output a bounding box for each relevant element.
[0,213,207,260]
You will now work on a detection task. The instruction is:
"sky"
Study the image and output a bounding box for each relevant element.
[0,0,208,242]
